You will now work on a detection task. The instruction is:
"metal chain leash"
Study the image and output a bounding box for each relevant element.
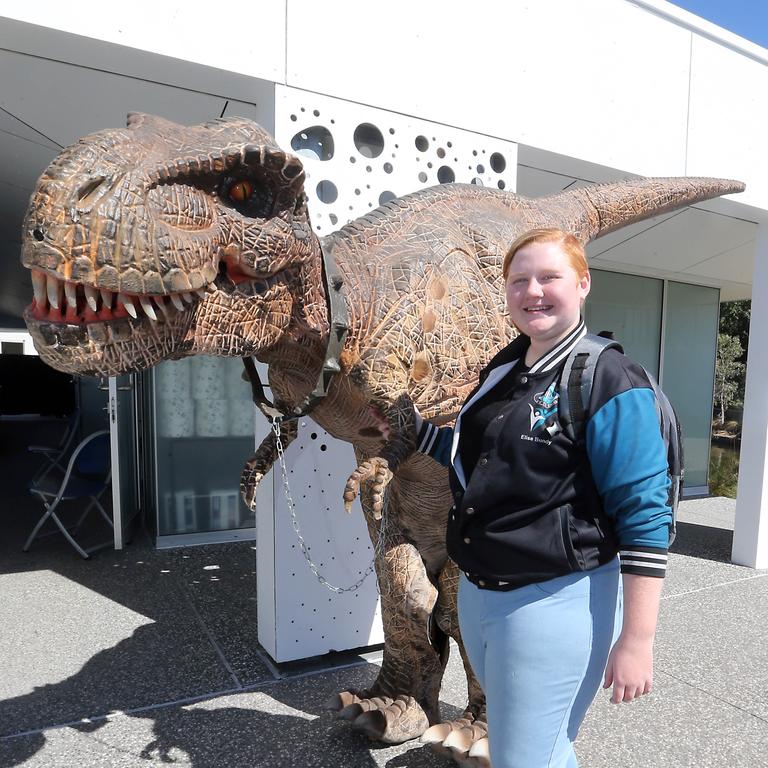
[271,418,382,594]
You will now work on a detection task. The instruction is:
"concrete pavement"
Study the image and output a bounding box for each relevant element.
[2,486,767,767]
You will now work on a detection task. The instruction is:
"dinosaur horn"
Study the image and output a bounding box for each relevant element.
[538,177,746,244]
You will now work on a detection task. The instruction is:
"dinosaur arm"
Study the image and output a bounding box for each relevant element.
[240,420,298,511]
[342,392,421,519]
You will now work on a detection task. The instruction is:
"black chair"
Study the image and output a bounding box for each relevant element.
[27,407,81,485]
[24,430,112,559]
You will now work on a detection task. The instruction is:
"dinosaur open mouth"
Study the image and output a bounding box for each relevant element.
[27,269,207,326]
[26,261,288,330]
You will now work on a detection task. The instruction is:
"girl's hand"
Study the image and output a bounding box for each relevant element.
[602,634,653,703]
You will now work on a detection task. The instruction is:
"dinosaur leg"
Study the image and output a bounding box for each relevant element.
[327,484,446,745]
[240,419,298,510]
[422,558,490,767]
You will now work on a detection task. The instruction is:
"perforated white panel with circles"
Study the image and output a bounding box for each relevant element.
[275,85,518,234]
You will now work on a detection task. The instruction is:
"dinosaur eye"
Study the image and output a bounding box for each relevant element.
[228,180,254,203]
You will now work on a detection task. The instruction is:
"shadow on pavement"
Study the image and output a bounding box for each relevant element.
[0,421,461,768]
[670,520,734,564]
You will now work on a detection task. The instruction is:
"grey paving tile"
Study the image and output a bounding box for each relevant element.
[0,547,237,738]
[663,547,761,599]
[4,633,765,768]
[154,543,275,686]
[0,658,469,768]
[677,496,736,530]
[664,498,762,598]
[579,671,768,767]
[656,573,768,722]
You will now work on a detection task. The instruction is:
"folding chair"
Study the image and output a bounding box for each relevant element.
[23,429,112,559]
[27,407,81,485]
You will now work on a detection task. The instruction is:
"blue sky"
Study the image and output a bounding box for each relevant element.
[668,1,768,48]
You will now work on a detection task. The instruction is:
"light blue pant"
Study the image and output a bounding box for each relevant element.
[458,559,622,768]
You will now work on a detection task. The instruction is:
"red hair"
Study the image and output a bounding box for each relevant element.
[503,228,588,280]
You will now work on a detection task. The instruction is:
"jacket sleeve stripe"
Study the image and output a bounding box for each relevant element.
[619,549,668,562]
[620,560,667,577]
[416,422,453,467]
[417,422,437,453]
[620,548,668,577]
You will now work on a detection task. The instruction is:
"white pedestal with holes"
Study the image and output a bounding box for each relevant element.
[256,411,383,663]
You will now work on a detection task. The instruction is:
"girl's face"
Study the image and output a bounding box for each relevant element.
[504,240,590,347]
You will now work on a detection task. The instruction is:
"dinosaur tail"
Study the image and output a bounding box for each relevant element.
[536,177,745,243]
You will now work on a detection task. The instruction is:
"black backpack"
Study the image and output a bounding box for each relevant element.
[557,333,682,545]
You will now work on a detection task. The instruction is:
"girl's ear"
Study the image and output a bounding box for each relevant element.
[580,270,591,300]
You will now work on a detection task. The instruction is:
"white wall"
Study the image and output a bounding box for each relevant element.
[0,331,36,355]
[4,0,766,213]
[285,0,768,211]
[287,0,692,177]
[686,34,768,210]
[732,224,768,569]
[1,2,286,83]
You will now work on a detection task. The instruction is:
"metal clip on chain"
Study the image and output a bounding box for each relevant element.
[271,418,382,595]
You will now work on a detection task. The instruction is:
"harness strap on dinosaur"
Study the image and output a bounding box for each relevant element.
[241,241,349,423]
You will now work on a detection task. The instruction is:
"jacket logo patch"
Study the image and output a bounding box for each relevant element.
[528,382,562,438]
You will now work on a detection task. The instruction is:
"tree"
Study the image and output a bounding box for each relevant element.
[714,332,745,426]
[719,299,751,352]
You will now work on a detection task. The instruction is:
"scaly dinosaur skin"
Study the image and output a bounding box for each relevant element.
[20,114,744,764]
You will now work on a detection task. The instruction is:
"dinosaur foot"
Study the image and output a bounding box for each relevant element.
[326,690,430,744]
[343,457,393,519]
[421,717,490,767]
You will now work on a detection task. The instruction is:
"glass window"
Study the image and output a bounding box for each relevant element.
[153,356,255,537]
[662,282,720,490]
[1,341,24,355]
[585,269,663,377]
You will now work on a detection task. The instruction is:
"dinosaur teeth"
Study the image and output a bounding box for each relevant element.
[118,293,138,319]
[154,296,171,319]
[46,274,62,310]
[32,270,47,307]
[85,285,99,312]
[139,296,157,321]
[30,272,195,325]
[64,282,78,312]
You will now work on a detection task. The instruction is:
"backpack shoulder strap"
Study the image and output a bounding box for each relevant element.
[559,333,623,443]
[641,369,684,544]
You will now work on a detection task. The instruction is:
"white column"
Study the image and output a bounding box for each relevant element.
[732,223,768,568]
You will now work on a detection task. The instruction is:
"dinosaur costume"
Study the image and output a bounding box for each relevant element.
[21,114,743,765]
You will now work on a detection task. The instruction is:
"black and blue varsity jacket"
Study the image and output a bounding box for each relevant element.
[416,319,672,589]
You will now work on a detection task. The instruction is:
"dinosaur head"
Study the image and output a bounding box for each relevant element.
[22,113,317,376]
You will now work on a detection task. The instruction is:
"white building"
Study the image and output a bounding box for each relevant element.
[0,0,766,661]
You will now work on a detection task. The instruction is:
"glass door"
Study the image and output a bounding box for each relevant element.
[108,374,140,548]
[152,355,256,546]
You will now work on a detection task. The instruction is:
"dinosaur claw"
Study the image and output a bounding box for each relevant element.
[422,717,488,762]
[352,709,388,740]
[421,722,455,744]
[443,727,474,753]
[338,703,364,721]
[239,469,262,512]
[326,691,361,711]
[343,457,393,517]
[468,736,491,765]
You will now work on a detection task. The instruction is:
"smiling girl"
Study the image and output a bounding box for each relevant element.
[415,228,671,767]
